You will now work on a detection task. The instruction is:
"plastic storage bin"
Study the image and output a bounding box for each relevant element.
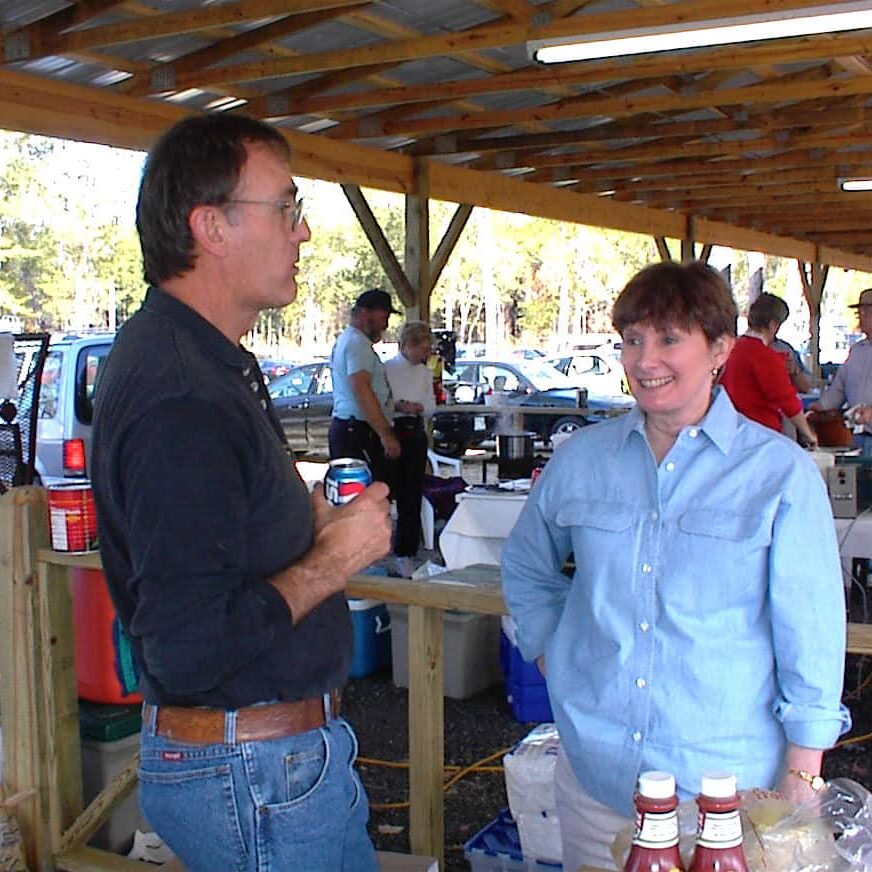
[500,630,553,722]
[464,809,562,871]
[71,568,141,704]
[387,604,502,699]
[348,598,391,678]
[81,731,150,853]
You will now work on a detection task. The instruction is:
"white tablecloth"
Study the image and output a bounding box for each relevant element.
[439,492,872,580]
[438,491,527,570]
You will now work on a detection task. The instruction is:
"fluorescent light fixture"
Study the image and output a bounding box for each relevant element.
[840,177,872,191]
[529,2,872,64]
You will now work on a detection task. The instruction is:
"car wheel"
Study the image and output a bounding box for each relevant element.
[433,437,468,458]
[549,416,585,445]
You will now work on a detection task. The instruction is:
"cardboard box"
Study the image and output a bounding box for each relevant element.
[387,604,502,699]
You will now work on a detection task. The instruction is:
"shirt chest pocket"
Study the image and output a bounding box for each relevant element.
[555,499,636,553]
[677,508,772,550]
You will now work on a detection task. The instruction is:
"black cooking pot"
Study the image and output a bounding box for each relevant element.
[496,431,536,480]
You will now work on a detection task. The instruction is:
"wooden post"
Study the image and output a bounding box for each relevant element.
[407,605,444,868]
[37,559,84,851]
[406,159,431,321]
[0,487,54,869]
[798,258,829,380]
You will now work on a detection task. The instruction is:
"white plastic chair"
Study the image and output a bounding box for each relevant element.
[421,449,463,550]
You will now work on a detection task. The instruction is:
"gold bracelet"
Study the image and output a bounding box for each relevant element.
[788,769,825,791]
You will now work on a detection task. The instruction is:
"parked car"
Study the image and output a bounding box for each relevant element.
[267,361,333,455]
[258,357,294,384]
[34,332,115,485]
[546,351,631,399]
[441,358,625,453]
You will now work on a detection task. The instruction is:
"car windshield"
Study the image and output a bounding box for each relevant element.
[267,367,313,398]
[513,359,577,390]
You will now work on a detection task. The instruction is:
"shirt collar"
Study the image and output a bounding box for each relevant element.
[617,386,738,456]
[143,286,255,371]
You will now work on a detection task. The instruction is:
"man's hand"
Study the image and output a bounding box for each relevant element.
[381,430,401,459]
[312,481,392,576]
[272,482,392,623]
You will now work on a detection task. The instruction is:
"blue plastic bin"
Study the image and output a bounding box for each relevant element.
[348,599,391,678]
[500,630,553,723]
[464,809,562,871]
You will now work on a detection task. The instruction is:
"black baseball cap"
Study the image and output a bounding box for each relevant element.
[354,288,400,314]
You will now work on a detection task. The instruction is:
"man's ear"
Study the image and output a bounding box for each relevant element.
[189,204,227,257]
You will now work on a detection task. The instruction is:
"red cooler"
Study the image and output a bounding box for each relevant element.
[71,568,142,704]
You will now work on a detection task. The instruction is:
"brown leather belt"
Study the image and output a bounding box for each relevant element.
[144,690,341,744]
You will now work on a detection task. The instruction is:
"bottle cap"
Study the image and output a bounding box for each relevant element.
[700,771,737,798]
[638,770,675,799]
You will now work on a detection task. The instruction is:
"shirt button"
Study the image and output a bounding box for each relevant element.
[261,399,267,410]
[243,367,251,377]
[650,511,658,521]
[641,563,652,574]
[636,677,647,688]
[689,428,699,438]
[665,461,675,471]
[632,731,642,742]
[640,621,650,632]
[250,381,259,392]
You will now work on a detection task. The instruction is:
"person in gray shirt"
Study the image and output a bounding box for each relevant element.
[815,288,872,453]
[329,288,401,483]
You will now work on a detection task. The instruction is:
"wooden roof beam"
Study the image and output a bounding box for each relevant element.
[286,32,872,117]
[16,0,366,58]
[371,75,872,140]
[120,4,370,98]
[165,0,840,90]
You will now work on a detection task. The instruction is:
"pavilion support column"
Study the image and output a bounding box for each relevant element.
[343,166,473,323]
[681,217,697,263]
[406,160,430,322]
[798,257,829,381]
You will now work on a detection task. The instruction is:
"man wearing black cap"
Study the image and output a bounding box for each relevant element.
[329,288,401,483]
[815,287,872,453]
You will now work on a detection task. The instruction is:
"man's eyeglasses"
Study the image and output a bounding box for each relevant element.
[224,197,304,230]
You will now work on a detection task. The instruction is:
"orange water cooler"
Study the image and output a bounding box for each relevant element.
[71,568,142,704]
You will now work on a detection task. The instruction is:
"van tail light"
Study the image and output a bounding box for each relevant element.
[63,438,87,477]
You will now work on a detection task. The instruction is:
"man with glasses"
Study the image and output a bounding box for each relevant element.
[814,288,872,454]
[91,113,390,871]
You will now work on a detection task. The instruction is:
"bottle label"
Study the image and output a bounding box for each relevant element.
[634,809,680,848]
[696,808,743,848]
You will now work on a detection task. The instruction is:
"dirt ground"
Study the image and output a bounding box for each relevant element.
[344,653,872,872]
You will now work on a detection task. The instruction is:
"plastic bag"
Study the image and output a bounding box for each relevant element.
[612,778,872,871]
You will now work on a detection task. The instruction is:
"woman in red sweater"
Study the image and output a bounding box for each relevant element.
[720,293,818,446]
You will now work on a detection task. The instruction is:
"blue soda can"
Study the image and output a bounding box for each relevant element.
[324,457,372,505]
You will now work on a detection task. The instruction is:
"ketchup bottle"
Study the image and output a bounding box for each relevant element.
[690,772,749,872]
[624,770,685,872]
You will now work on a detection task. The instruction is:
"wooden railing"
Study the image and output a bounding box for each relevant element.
[2,486,870,871]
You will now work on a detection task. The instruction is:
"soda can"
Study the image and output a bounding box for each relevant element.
[324,457,372,505]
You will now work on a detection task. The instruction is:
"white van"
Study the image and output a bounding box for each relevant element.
[35,332,115,486]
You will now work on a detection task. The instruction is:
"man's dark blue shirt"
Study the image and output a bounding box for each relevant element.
[91,287,352,708]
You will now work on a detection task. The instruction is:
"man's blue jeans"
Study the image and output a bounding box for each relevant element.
[138,706,378,872]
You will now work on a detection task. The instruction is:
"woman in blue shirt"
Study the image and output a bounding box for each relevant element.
[502,261,850,870]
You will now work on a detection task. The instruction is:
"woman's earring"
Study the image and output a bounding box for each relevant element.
[711,367,719,378]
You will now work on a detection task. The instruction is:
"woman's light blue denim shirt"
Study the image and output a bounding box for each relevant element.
[502,387,851,816]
